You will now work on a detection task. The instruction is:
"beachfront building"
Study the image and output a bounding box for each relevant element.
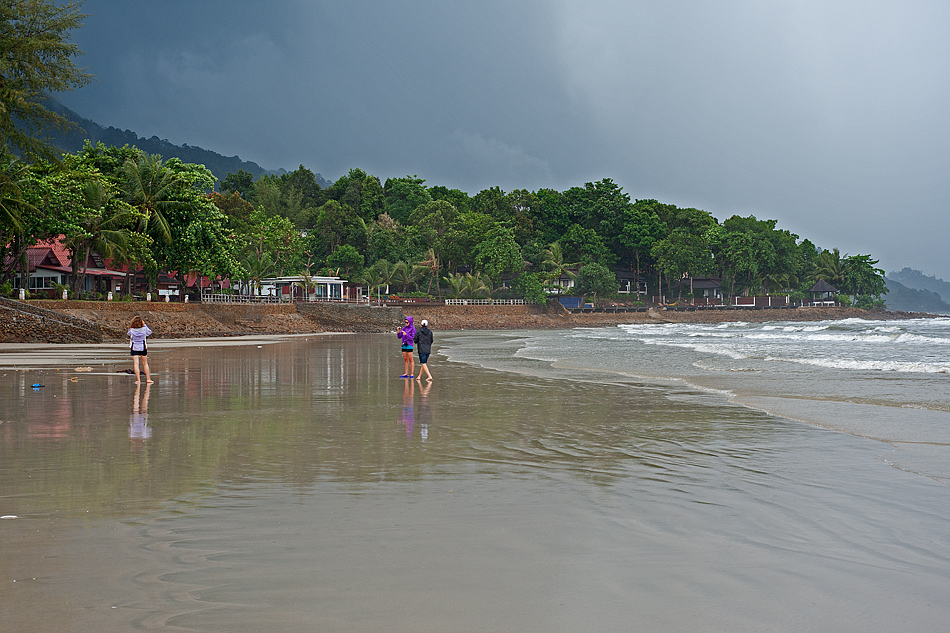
[230,275,351,302]
[8,238,126,298]
[616,268,647,296]
[809,279,838,306]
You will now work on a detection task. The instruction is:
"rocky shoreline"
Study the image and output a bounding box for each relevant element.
[0,299,938,344]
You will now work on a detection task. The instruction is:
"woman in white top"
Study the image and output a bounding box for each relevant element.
[127,316,154,384]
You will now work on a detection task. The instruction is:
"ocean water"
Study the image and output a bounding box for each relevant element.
[438,317,950,483]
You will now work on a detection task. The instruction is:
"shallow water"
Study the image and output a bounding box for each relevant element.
[2,334,949,632]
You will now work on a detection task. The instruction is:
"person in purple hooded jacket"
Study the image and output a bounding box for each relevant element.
[397,316,416,378]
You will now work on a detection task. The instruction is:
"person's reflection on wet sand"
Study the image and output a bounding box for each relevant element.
[130,382,152,447]
[401,377,415,436]
[417,379,431,441]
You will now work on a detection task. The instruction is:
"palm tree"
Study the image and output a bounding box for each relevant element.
[0,156,35,290]
[462,272,490,299]
[242,251,277,296]
[0,155,30,234]
[359,266,385,303]
[391,260,419,294]
[814,248,846,289]
[414,248,441,298]
[445,272,466,299]
[761,271,798,295]
[64,180,134,296]
[296,272,317,302]
[374,259,395,297]
[122,153,184,246]
[541,241,579,295]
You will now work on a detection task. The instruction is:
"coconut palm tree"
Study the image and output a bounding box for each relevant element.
[122,153,184,246]
[813,248,846,288]
[373,259,395,297]
[463,272,490,299]
[242,251,277,296]
[541,241,579,295]
[391,260,420,294]
[359,266,385,303]
[445,272,466,299]
[64,180,134,296]
[0,155,30,234]
[414,248,441,298]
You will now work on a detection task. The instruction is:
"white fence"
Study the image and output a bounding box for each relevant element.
[201,293,366,304]
[201,293,281,304]
[443,299,529,305]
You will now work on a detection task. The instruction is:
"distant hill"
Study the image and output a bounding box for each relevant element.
[888,268,950,304]
[42,99,332,186]
[884,277,950,314]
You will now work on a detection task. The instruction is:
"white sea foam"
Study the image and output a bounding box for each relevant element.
[766,355,950,373]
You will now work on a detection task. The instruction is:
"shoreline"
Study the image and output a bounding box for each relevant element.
[0,299,941,345]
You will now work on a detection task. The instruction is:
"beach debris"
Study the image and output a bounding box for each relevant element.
[1,515,18,519]
[69,377,79,382]
[75,367,93,372]
[31,383,44,389]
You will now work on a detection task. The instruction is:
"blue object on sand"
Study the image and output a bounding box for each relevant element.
[32,383,44,388]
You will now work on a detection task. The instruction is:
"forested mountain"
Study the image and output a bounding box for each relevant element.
[884,277,950,314]
[43,99,331,186]
[888,268,950,304]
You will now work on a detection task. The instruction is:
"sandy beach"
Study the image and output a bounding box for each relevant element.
[2,332,948,632]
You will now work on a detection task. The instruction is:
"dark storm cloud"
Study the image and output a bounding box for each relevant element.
[60,0,950,277]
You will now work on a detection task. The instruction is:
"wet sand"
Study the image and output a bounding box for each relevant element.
[1,334,949,632]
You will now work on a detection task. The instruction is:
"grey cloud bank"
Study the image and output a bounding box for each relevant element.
[60,0,950,278]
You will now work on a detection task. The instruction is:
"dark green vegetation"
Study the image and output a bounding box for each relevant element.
[0,0,888,306]
[43,98,327,184]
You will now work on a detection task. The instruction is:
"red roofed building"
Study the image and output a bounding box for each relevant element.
[9,237,126,298]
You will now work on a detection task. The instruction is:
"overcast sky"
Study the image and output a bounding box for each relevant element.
[60,0,950,278]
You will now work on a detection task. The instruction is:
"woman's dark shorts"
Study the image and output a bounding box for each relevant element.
[131,346,148,357]
[418,352,430,364]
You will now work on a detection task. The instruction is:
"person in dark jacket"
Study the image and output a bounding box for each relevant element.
[414,319,434,381]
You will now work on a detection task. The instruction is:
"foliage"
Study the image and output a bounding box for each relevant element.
[574,262,617,299]
[512,272,546,304]
[0,0,92,158]
[327,244,363,276]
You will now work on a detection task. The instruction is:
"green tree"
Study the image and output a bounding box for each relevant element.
[220,169,254,197]
[575,262,617,300]
[309,199,367,260]
[540,241,579,295]
[62,178,135,296]
[652,228,711,299]
[359,265,385,302]
[384,175,430,224]
[843,254,887,302]
[391,260,419,293]
[473,225,523,286]
[513,271,547,304]
[813,248,846,289]
[121,153,183,246]
[560,223,612,266]
[618,206,666,294]
[0,0,92,158]
[359,174,385,220]
[462,272,490,299]
[327,244,364,277]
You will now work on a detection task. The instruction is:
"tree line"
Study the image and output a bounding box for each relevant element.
[0,144,888,307]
